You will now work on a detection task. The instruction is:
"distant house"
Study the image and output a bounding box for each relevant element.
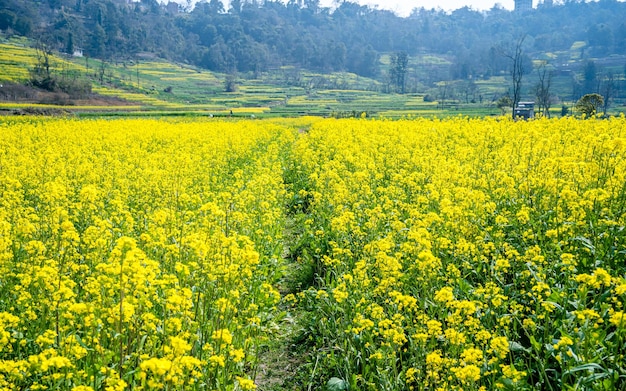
[73,48,83,57]
[514,101,535,119]
[514,0,532,12]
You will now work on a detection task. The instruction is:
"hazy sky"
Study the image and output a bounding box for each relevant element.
[168,0,516,15]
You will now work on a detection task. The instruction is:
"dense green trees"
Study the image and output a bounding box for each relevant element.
[0,0,33,35]
[1,0,625,98]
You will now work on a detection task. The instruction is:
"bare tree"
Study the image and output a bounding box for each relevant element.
[600,72,616,115]
[461,80,478,104]
[98,60,108,84]
[30,39,57,91]
[501,35,527,119]
[35,42,52,79]
[535,61,553,118]
[438,81,450,110]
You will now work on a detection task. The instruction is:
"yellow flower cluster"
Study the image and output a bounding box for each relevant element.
[0,117,300,390]
[2,115,626,390]
[291,116,626,390]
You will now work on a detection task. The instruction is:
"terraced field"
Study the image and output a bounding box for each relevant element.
[1,36,625,117]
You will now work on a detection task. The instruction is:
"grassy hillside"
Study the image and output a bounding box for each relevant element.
[1,36,624,118]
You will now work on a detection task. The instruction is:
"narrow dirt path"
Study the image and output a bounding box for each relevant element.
[254,124,316,391]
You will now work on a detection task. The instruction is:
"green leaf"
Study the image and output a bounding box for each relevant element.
[509,340,530,353]
[573,236,596,254]
[529,335,541,351]
[563,363,606,375]
[326,377,348,391]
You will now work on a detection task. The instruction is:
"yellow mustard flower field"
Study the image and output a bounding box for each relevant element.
[1,116,625,391]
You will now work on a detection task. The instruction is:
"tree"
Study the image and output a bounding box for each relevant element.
[496,95,512,115]
[224,74,237,92]
[203,38,235,72]
[345,44,378,78]
[98,59,107,84]
[501,35,527,119]
[600,72,616,115]
[89,24,107,58]
[30,40,56,91]
[587,23,613,55]
[460,79,478,103]
[209,0,225,14]
[66,32,74,55]
[0,10,16,30]
[575,93,604,117]
[534,61,553,117]
[328,41,346,71]
[389,51,408,94]
[438,81,451,110]
[583,60,598,94]
[140,0,161,14]
[230,0,242,13]
[304,0,320,13]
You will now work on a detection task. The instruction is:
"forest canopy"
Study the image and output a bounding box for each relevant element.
[1,0,625,82]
